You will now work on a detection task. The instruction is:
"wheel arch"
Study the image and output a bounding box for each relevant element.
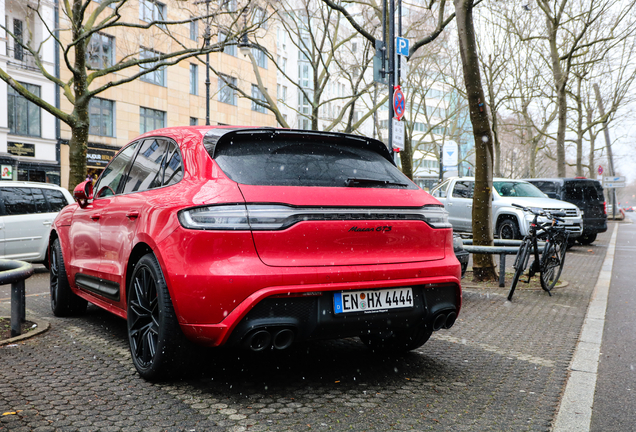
[496,213,522,233]
[125,242,154,298]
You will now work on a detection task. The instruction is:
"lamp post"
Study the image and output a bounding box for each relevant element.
[195,0,212,125]
[204,0,211,126]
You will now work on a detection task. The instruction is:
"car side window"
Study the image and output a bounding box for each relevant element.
[122,139,170,194]
[162,143,183,187]
[95,141,140,198]
[0,187,36,215]
[431,180,450,198]
[31,188,49,213]
[43,189,69,212]
[452,181,474,199]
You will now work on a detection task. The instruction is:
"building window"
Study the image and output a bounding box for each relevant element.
[8,83,41,137]
[219,33,236,56]
[89,97,115,137]
[86,33,115,69]
[140,49,166,86]
[140,107,166,134]
[251,85,267,113]
[190,117,198,126]
[189,19,198,41]
[219,0,237,12]
[218,75,237,105]
[252,47,267,69]
[253,7,267,29]
[13,19,24,61]
[139,0,166,27]
[190,64,198,95]
[298,93,310,129]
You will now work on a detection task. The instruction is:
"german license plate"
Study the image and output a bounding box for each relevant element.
[334,288,413,314]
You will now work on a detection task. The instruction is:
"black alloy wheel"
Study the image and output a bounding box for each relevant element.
[578,232,597,245]
[127,253,189,380]
[50,238,87,316]
[498,219,520,240]
[128,264,160,370]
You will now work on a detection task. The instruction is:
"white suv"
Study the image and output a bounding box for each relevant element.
[430,177,583,240]
[0,182,73,265]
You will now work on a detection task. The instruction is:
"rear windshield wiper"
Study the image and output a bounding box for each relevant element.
[345,177,408,188]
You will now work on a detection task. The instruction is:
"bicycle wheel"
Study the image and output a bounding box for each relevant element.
[508,239,531,301]
[540,233,567,293]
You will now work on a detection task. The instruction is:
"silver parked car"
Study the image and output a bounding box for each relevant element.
[0,182,74,265]
[430,177,583,239]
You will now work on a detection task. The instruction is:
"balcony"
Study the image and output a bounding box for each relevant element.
[6,47,39,72]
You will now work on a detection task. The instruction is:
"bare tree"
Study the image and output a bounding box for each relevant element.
[0,0,257,190]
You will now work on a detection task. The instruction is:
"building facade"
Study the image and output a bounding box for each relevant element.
[0,0,60,184]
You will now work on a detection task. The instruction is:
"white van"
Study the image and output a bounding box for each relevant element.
[0,182,73,265]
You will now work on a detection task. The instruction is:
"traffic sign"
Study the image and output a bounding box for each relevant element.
[603,176,625,183]
[442,141,459,167]
[598,165,603,175]
[392,118,405,150]
[604,182,626,188]
[393,86,405,121]
[396,37,409,57]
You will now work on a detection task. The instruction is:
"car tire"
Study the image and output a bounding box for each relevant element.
[360,325,432,353]
[498,219,520,240]
[127,253,190,381]
[578,232,597,245]
[50,238,88,317]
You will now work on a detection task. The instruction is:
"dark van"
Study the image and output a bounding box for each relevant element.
[524,178,607,245]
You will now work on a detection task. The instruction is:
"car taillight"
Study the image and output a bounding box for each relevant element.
[178,204,452,230]
[603,201,607,215]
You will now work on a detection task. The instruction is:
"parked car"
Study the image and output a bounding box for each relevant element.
[50,127,462,379]
[430,177,583,240]
[524,178,607,245]
[453,234,469,278]
[0,181,73,266]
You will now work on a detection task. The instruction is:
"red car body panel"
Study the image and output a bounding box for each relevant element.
[51,126,462,350]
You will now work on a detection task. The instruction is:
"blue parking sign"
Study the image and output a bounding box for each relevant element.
[396,37,409,56]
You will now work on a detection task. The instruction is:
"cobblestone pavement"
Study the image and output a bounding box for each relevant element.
[0,227,613,431]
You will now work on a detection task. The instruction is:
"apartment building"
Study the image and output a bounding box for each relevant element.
[0,0,59,183]
[55,0,278,188]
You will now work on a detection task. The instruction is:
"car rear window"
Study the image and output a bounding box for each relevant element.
[213,140,416,189]
[564,181,604,202]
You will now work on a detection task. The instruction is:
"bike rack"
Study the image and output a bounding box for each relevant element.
[462,239,546,287]
[0,259,35,337]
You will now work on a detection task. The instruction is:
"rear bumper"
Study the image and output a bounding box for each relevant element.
[178,273,461,347]
[583,218,608,235]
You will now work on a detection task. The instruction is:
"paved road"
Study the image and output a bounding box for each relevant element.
[590,214,636,431]
[0,228,613,431]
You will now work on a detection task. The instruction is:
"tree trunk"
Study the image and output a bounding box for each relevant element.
[548,19,568,177]
[68,120,89,192]
[454,0,497,281]
[402,132,414,180]
[575,77,584,177]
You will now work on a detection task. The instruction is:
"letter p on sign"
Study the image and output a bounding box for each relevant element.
[396,37,409,57]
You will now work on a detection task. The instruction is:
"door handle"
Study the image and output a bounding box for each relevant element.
[43,221,52,226]
[126,211,140,220]
[467,204,473,208]
[90,214,101,221]
[447,202,454,206]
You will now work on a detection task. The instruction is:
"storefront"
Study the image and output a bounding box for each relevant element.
[86,143,118,181]
[0,141,61,185]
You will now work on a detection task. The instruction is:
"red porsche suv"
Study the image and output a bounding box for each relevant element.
[50,127,461,379]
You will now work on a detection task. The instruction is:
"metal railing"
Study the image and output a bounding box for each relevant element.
[462,239,545,287]
[0,259,35,337]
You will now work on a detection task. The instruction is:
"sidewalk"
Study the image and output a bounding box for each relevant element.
[0,226,615,431]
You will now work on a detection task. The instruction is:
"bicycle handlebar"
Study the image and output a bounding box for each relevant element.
[511,203,566,223]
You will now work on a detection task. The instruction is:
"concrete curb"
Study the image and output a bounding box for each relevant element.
[0,316,51,346]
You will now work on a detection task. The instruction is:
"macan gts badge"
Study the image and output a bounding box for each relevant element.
[50,126,462,380]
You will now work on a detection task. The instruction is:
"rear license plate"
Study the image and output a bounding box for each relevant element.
[334,288,413,314]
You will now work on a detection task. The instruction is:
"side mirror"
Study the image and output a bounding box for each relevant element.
[73,180,93,208]
[546,192,558,199]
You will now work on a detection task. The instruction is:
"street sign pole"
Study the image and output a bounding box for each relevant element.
[387,0,394,157]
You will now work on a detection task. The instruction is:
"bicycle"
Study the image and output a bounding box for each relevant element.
[507,204,570,301]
